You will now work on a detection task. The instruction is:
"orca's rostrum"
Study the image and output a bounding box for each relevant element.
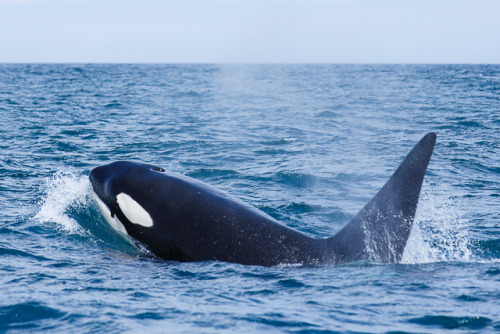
[89,133,436,266]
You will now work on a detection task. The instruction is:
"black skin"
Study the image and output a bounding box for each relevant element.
[90,133,436,266]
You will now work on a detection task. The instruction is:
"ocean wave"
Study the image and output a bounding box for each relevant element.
[0,302,66,331]
[408,315,492,330]
[184,168,240,179]
[274,171,317,188]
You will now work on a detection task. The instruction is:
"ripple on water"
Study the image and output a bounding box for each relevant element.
[241,313,318,330]
[408,315,492,330]
[274,171,317,188]
[0,302,67,331]
[184,168,240,179]
[131,312,166,320]
[455,294,483,302]
[0,247,51,262]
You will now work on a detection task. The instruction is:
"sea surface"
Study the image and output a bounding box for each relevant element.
[0,64,499,333]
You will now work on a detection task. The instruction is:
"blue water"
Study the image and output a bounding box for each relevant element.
[1,64,499,333]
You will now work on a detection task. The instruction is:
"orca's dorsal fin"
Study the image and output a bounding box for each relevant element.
[328,132,436,263]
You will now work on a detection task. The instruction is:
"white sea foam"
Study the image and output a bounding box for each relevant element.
[402,184,473,264]
[34,169,90,234]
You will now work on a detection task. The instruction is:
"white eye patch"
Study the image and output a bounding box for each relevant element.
[94,194,128,235]
[116,193,153,228]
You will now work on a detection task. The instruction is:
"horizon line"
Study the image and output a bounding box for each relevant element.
[1,62,499,65]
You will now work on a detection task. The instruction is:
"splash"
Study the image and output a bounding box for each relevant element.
[402,186,473,264]
[33,169,152,256]
[34,169,90,234]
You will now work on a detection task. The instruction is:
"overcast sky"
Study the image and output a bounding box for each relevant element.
[1,0,499,63]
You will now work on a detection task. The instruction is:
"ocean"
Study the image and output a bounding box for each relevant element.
[0,64,498,333]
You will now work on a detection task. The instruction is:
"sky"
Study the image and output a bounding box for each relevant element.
[0,0,499,63]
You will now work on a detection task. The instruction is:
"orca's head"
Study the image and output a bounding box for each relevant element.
[89,161,166,235]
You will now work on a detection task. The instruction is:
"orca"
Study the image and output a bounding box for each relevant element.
[89,132,436,266]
